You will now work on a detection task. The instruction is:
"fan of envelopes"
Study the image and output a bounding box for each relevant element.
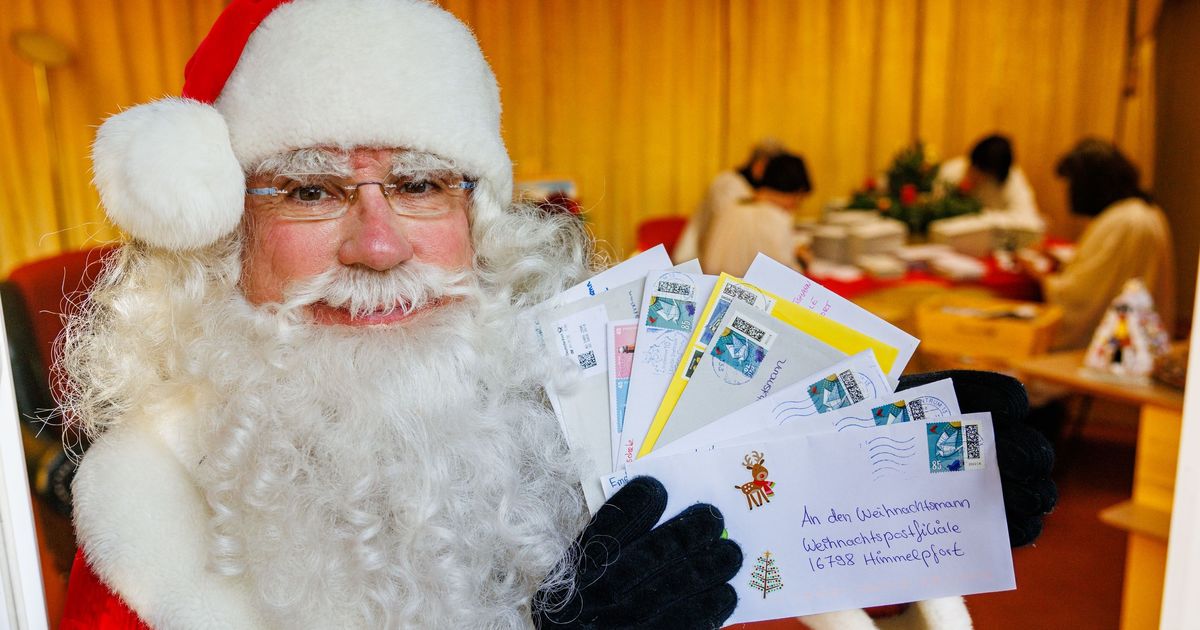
[533,247,1018,624]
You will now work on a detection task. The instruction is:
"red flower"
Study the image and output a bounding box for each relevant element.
[900,183,918,206]
[863,176,878,191]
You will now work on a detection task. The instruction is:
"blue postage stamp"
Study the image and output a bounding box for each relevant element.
[710,314,774,385]
[871,400,911,426]
[926,421,964,473]
[646,296,697,333]
[700,281,771,346]
[872,395,950,426]
[807,369,868,413]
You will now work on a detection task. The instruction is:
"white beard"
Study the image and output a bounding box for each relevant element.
[187,272,586,629]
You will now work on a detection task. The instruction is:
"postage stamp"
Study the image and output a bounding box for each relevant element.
[870,400,911,426]
[711,313,776,384]
[646,296,697,333]
[646,272,699,333]
[699,281,773,346]
[926,421,964,473]
[871,395,952,426]
[807,369,869,413]
[908,395,952,421]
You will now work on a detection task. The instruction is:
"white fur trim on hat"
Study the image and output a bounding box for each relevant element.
[92,98,244,250]
[218,0,513,205]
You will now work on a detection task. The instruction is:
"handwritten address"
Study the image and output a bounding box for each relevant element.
[799,498,972,572]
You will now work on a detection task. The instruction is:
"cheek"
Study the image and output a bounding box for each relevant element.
[241,219,339,304]
[409,210,473,267]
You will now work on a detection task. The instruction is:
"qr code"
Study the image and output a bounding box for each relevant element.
[722,283,758,306]
[964,423,980,460]
[657,280,691,296]
[731,316,767,342]
[577,351,597,370]
[909,398,927,421]
[839,370,865,403]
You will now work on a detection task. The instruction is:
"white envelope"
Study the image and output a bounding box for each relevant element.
[649,350,889,459]
[556,244,672,305]
[744,254,919,386]
[539,260,701,512]
[655,305,846,449]
[539,282,645,513]
[718,378,961,451]
[617,269,719,468]
[626,412,1014,624]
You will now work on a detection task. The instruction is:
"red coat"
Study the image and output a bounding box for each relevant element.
[61,550,150,630]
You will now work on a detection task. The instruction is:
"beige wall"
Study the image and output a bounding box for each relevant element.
[1155,0,1200,330]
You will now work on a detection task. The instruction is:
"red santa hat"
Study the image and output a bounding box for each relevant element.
[92,0,511,250]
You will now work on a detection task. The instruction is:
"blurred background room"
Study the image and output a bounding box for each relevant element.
[2,1,1200,628]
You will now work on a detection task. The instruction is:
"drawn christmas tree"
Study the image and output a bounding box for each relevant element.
[748,551,783,599]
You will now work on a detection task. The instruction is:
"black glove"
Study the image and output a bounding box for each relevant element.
[534,476,742,629]
[897,370,1057,547]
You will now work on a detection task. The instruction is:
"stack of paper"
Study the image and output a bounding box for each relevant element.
[533,248,1015,623]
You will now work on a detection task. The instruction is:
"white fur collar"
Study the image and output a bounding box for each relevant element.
[72,417,268,628]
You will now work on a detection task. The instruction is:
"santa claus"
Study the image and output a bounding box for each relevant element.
[57,1,1054,628]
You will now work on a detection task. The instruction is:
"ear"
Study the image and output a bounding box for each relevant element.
[92,97,245,250]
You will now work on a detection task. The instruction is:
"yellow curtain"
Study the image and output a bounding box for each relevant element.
[1,0,1139,274]
[0,0,227,274]
[917,0,1131,239]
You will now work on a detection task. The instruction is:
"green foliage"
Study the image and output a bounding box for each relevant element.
[843,141,982,235]
[885,142,939,198]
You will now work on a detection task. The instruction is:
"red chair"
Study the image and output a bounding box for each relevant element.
[3,246,115,508]
[636,216,688,253]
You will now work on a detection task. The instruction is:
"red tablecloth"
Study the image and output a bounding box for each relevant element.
[810,254,1044,302]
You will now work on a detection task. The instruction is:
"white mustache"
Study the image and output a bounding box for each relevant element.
[280,263,474,319]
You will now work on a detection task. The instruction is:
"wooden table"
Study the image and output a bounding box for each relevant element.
[1014,347,1185,630]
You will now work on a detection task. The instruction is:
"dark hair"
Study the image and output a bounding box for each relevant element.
[1055,138,1148,217]
[969,134,1014,184]
[759,153,812,194]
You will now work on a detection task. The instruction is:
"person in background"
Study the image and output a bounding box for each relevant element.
[1032,138,1175,350]
[675,139,787,267]
[936,134,1043,229]
[701,152,812,276]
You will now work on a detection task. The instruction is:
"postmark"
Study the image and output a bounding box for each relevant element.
[643,330,689,375]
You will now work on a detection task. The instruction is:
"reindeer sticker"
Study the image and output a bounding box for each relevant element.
[734,450,776,511]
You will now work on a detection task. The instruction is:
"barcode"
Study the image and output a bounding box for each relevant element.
[722,283,759,306]
[577,351,597,370]
[909,398,927,420]
[839,370,865,403]
[731,316,767,342]
[965,423,980,460]
[657,280,692,296]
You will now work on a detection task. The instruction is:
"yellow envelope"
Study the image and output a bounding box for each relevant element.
[636,274,899,457]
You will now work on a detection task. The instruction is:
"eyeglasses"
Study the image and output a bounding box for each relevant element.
[246,173,476,221]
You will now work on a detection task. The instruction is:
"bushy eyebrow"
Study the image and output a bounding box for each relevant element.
[251,148,352,177]
[391,150,460,178]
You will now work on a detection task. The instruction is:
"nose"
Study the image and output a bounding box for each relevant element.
[337,185,414,270]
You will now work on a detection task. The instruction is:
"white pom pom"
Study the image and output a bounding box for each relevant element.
[92,98,244,250]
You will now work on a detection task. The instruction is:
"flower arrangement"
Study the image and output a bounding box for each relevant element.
[845,141,981,235]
